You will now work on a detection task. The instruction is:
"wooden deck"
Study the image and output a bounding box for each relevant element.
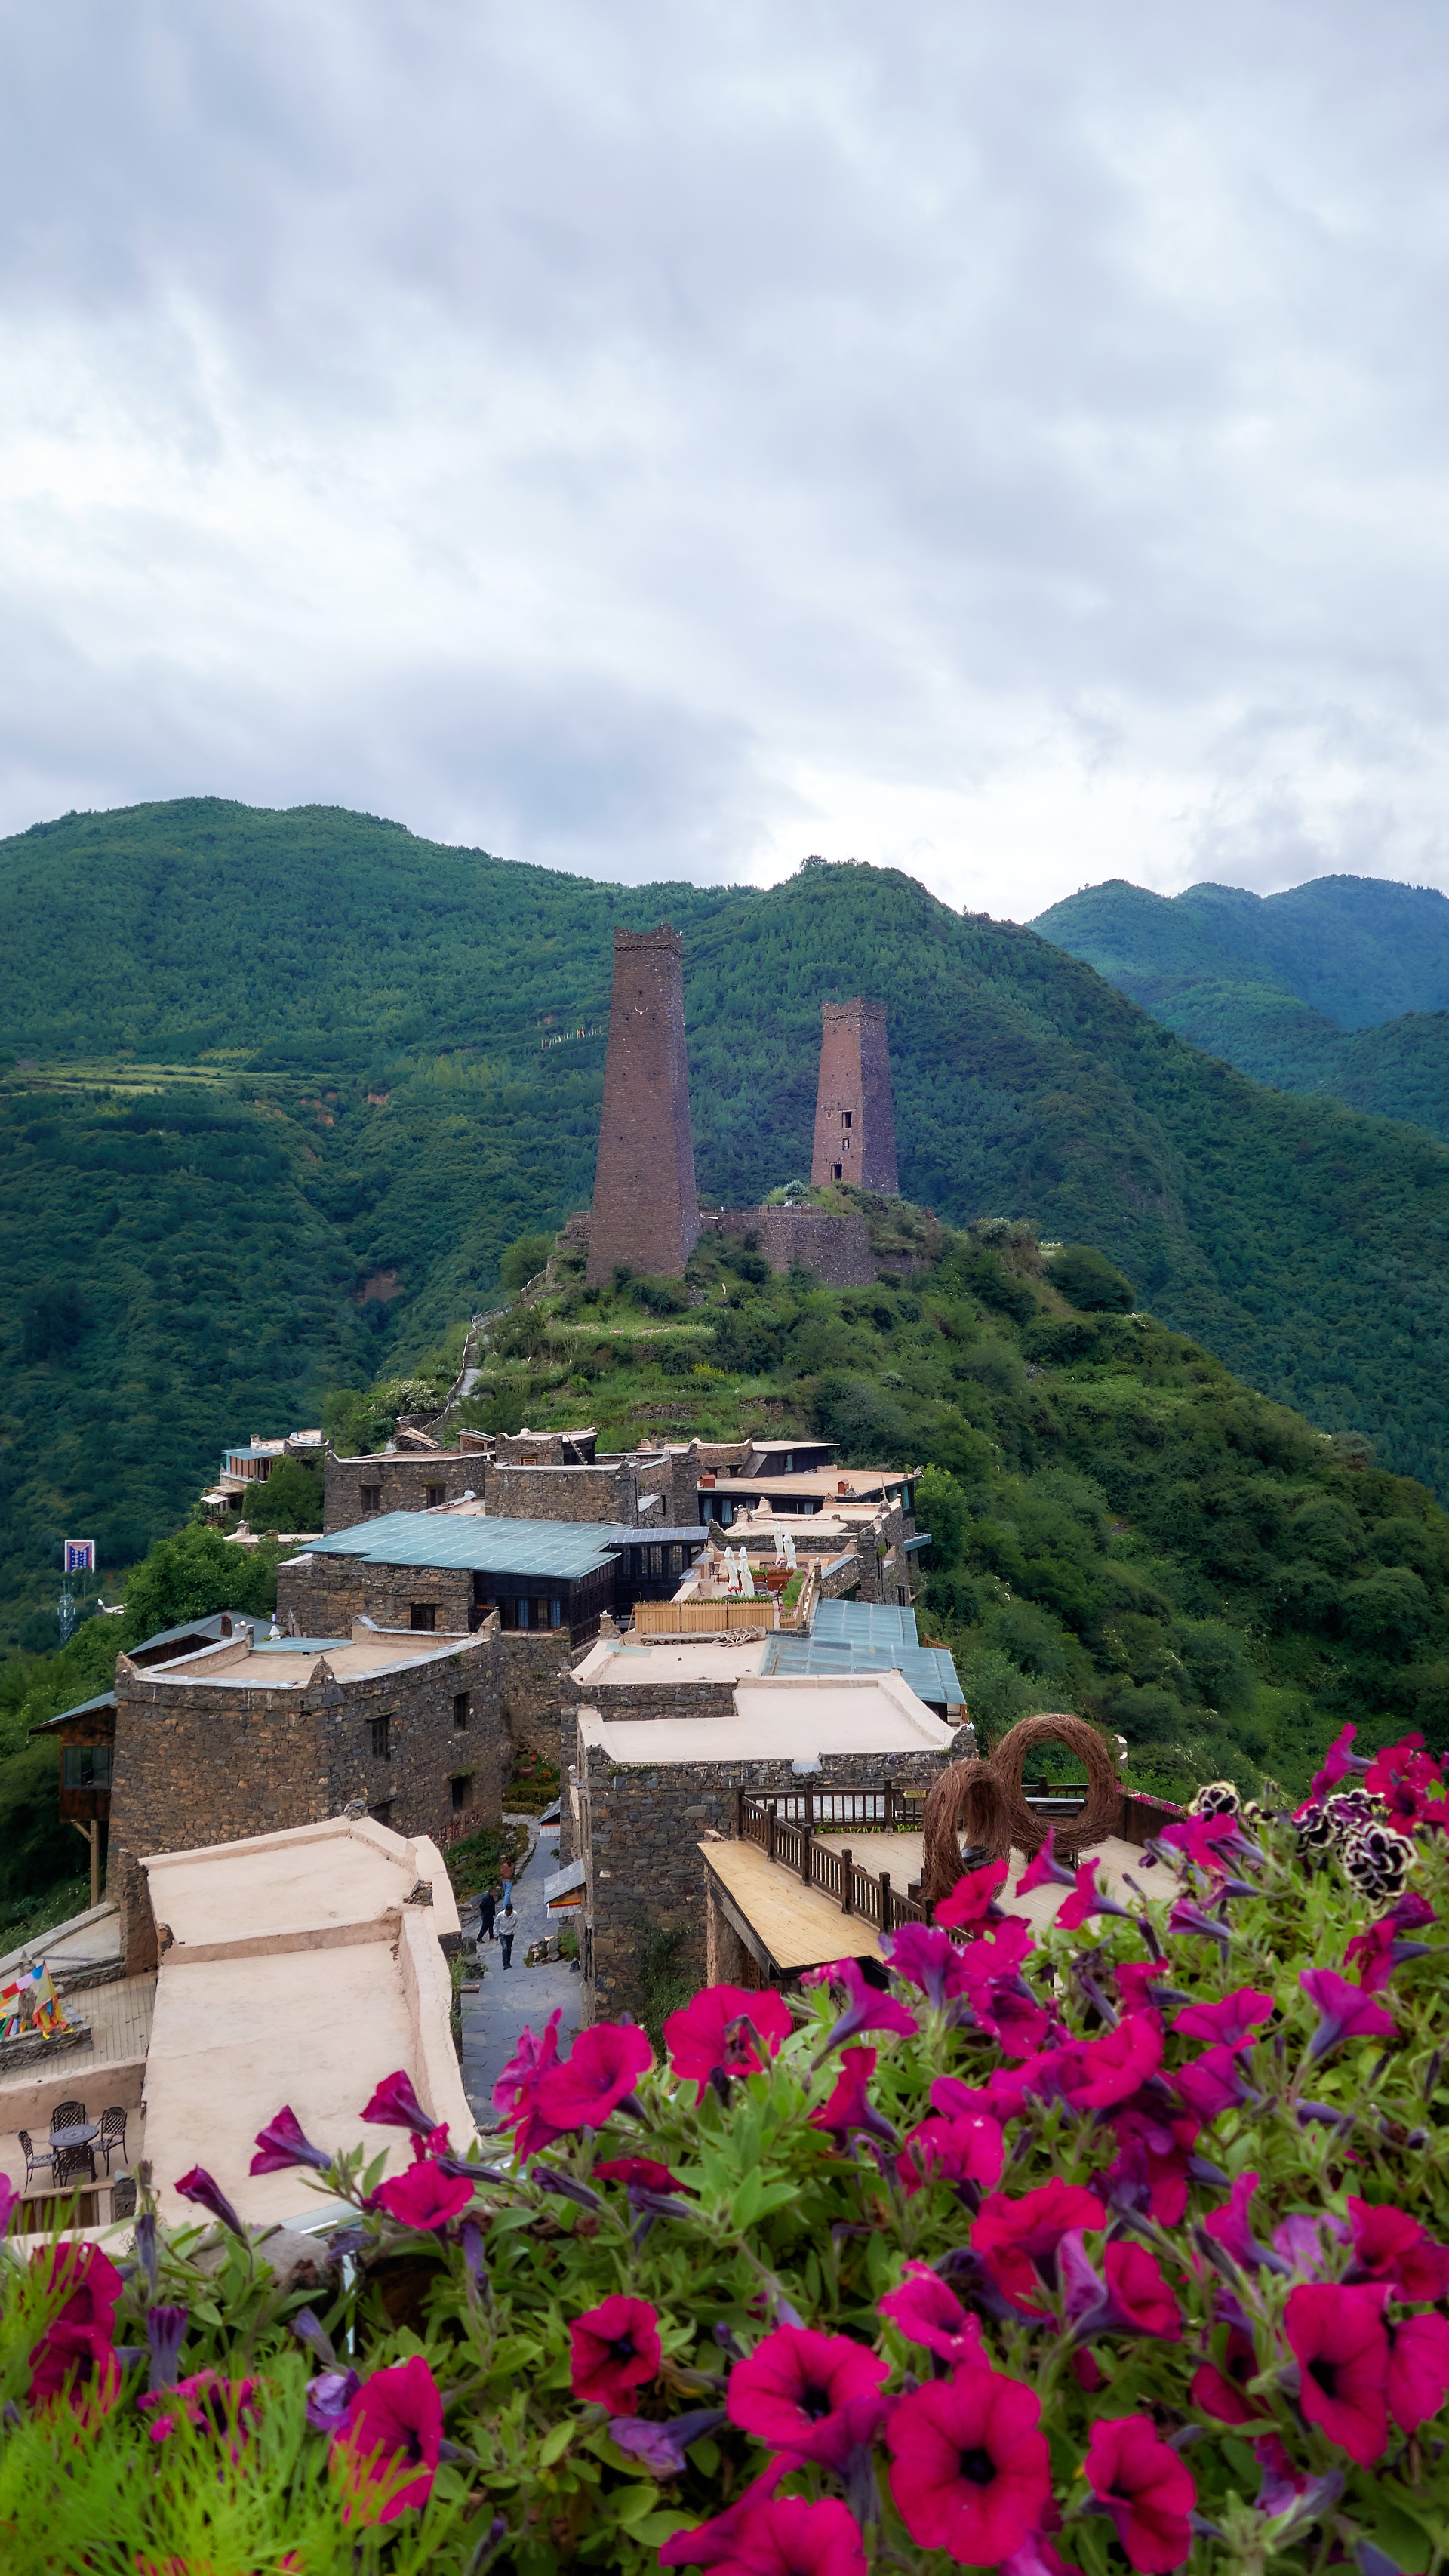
[699,1839,884,1973]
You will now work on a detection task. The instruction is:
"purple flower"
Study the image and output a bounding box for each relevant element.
[173,2167,246,2239]
[249,2104,334,2177]
[1200,2171,1291,2276]
[607,2408,727,2477]
[1016,1828,1077,1894]
[882,1922,969,2010]
[804,1957,918,2063]
[1272,2213,1351,2280]
[291,2308,337,2365]
[358,2070,437,2136]
[1175,2045,1257,2124]
[144,2304,189,2393]
[810,2046,899,2146]
[134,2212,158,2291]
[1167,1897,1232,1953]
[1300,1969,1396,2064]
[306,2366,361,2433]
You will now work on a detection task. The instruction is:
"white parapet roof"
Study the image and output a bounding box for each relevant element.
[577,1669,956,1766]
[570,1636,772,1687]
[140,1814,472,2227]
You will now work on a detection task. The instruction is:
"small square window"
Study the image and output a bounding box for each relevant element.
[426,1484,445,1509]
[410,1603,435,1632]
[361,1484,382,1513]
[453,1691,469,1729]
[368,1799,394,1825]
[369,1715,392,1759]
[832,1163,842,1180]
[843,1110,853,1128]
[451,1774,471,1814]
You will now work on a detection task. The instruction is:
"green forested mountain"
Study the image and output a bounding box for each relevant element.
[8,802,1449,1640]
[1033,873,1449,1137]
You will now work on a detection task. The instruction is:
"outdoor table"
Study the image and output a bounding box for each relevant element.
[50,2121,98,2178]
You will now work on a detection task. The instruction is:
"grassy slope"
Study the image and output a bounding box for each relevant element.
[9,808,1449,1631]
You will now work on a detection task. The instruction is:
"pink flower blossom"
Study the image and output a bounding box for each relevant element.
[1070,2010,1164,2109]
[1201,2170,1273,2273]
[726,2325,889,2470]
[721,2497,869,2575]
[1299,1969,1395,2063]
[1157,1814,1241,1877]
[882,1922,974,2009]
[659,2460,790,2567]
[1055,1860,1133,1929]
[569,2295,661,2414]
[1284,2284,1389,2467]
[885,2368,1051,2564]
[1084,2415,1195,2572]
[1306,1723,1367,1802]
[250,2104,333,2176]
[895,2111,1004,2200]
[27,2323,120,2424]
[809,2047,897,2145]
[594,2156,682,2193]
[878,2261,986,2368]
[663,1986,794,2101]
[1171,1987,1274,2050]
[1100,2242,1183,2341]
[358,2070,437,2136]
[934,1860,1011,1928]
[492,2010,567,2157]
[805,1957,918,2059]
[1386,2312,1449,2433]
[174,2166,245,2237]
[534,2019,654,2131]
[371,2159,476,2232]
[1015,1828,1076,1895]
[30,2242,122,2340]
[1346,2199,1449,2301]
[331,2355,443,2524]
[140,2371,260,2458]
[1190,2328,1258,2424]
[1174,2044,1254,2124]
[974,2180,1106,2310]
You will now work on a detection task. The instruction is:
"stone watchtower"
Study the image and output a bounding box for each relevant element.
[587,927,701,1284]
[811,997,900,1194]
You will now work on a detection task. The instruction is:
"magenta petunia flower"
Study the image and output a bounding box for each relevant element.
[1167,1896,1232,1952]
[1347,2198,1449,2302]
[1284,2284,1389,2467]
[1116,1962,1189,2017]
[1189,2328,1259,2425]
[1157,1813,1241,1877]
[492,2009,568,2159]
[726,2325,889,2469]
[30,2241,123,2340]
[358,2070,437,2136]
[250,2104,334,2176]
[371,2158,476,2232]
[886,2367,1051,2564]
[1299,1969,1396,2063]
[27,2322,121,2423]
[1103,2104,1198,2227]
[140,2370,260,2458]
[1055,1860,1133,1931]
[1171,1987,1275,2050]
[1015,1827,1076,1896]
[332,2355,443,2523]
[805,1956,918,2060]
[594,2155,683,2193]
[722,2496,869,2574]
[973,2180,1106,2309]
[1069,2011,1164,2110]
[878,2261,986,2369]
[883,1922,974,2009]
[895,2111,1004,2200]
[934,1859,1011,1928]
[1306,1722,1368,1802]
[569,2294,662,2414]
[1201,2169,1275,2273]
[1084,2415,1195,2572]
[174,2165,246,2238]
[534,2019,654,2131]
[1174,2043,1254,2124]
[1099,2241,1182,2341]
[1386,2312,1449,2433]
[659,2460,791,2568]
[809,2046,898,2146]
[663,1985,794,2101]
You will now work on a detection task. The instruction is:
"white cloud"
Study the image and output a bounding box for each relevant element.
[2,0,1449,913]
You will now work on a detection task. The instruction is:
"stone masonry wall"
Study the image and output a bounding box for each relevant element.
[482,1460,643,1525]
[700,1207,876,1289]
[588,926,701,1285]
[277,1553,476,1635]
[578,1739,949,2023]
[110,1629,503,1974]
[811,998,900,1195]
[325,1449,482,1534]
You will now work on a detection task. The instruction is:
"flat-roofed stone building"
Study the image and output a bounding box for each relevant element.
[109,1618,504,1974]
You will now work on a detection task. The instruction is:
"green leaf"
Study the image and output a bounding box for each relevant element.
[538,2418,574,2468]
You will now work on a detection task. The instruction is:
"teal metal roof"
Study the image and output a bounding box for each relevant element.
[298,1513,620,1580]
[811,1599,919,1650]
[762,1635,964,1707]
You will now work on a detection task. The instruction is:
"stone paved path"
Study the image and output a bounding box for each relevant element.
[458,1812,580,2130]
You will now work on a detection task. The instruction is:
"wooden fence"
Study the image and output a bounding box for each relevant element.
[737,1790,932,1934]
[633,1597,778,1635]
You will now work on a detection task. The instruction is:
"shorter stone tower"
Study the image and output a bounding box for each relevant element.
[588,926,701,1284]
[811,997,899,1194]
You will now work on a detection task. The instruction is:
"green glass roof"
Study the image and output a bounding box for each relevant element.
[297,1512,620,1580]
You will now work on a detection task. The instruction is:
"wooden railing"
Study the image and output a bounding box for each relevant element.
[634,1597,777,1635]
[737,1791,932,1933]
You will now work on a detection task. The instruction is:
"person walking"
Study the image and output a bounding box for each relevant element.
[477,1885,497,1943]
[497,1899,518,1969]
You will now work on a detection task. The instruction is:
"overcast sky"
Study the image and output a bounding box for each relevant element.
[4,2,1449,917]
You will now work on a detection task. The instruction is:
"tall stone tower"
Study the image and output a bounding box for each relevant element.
[811,998,899,1194]
[587,926,701,1284]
